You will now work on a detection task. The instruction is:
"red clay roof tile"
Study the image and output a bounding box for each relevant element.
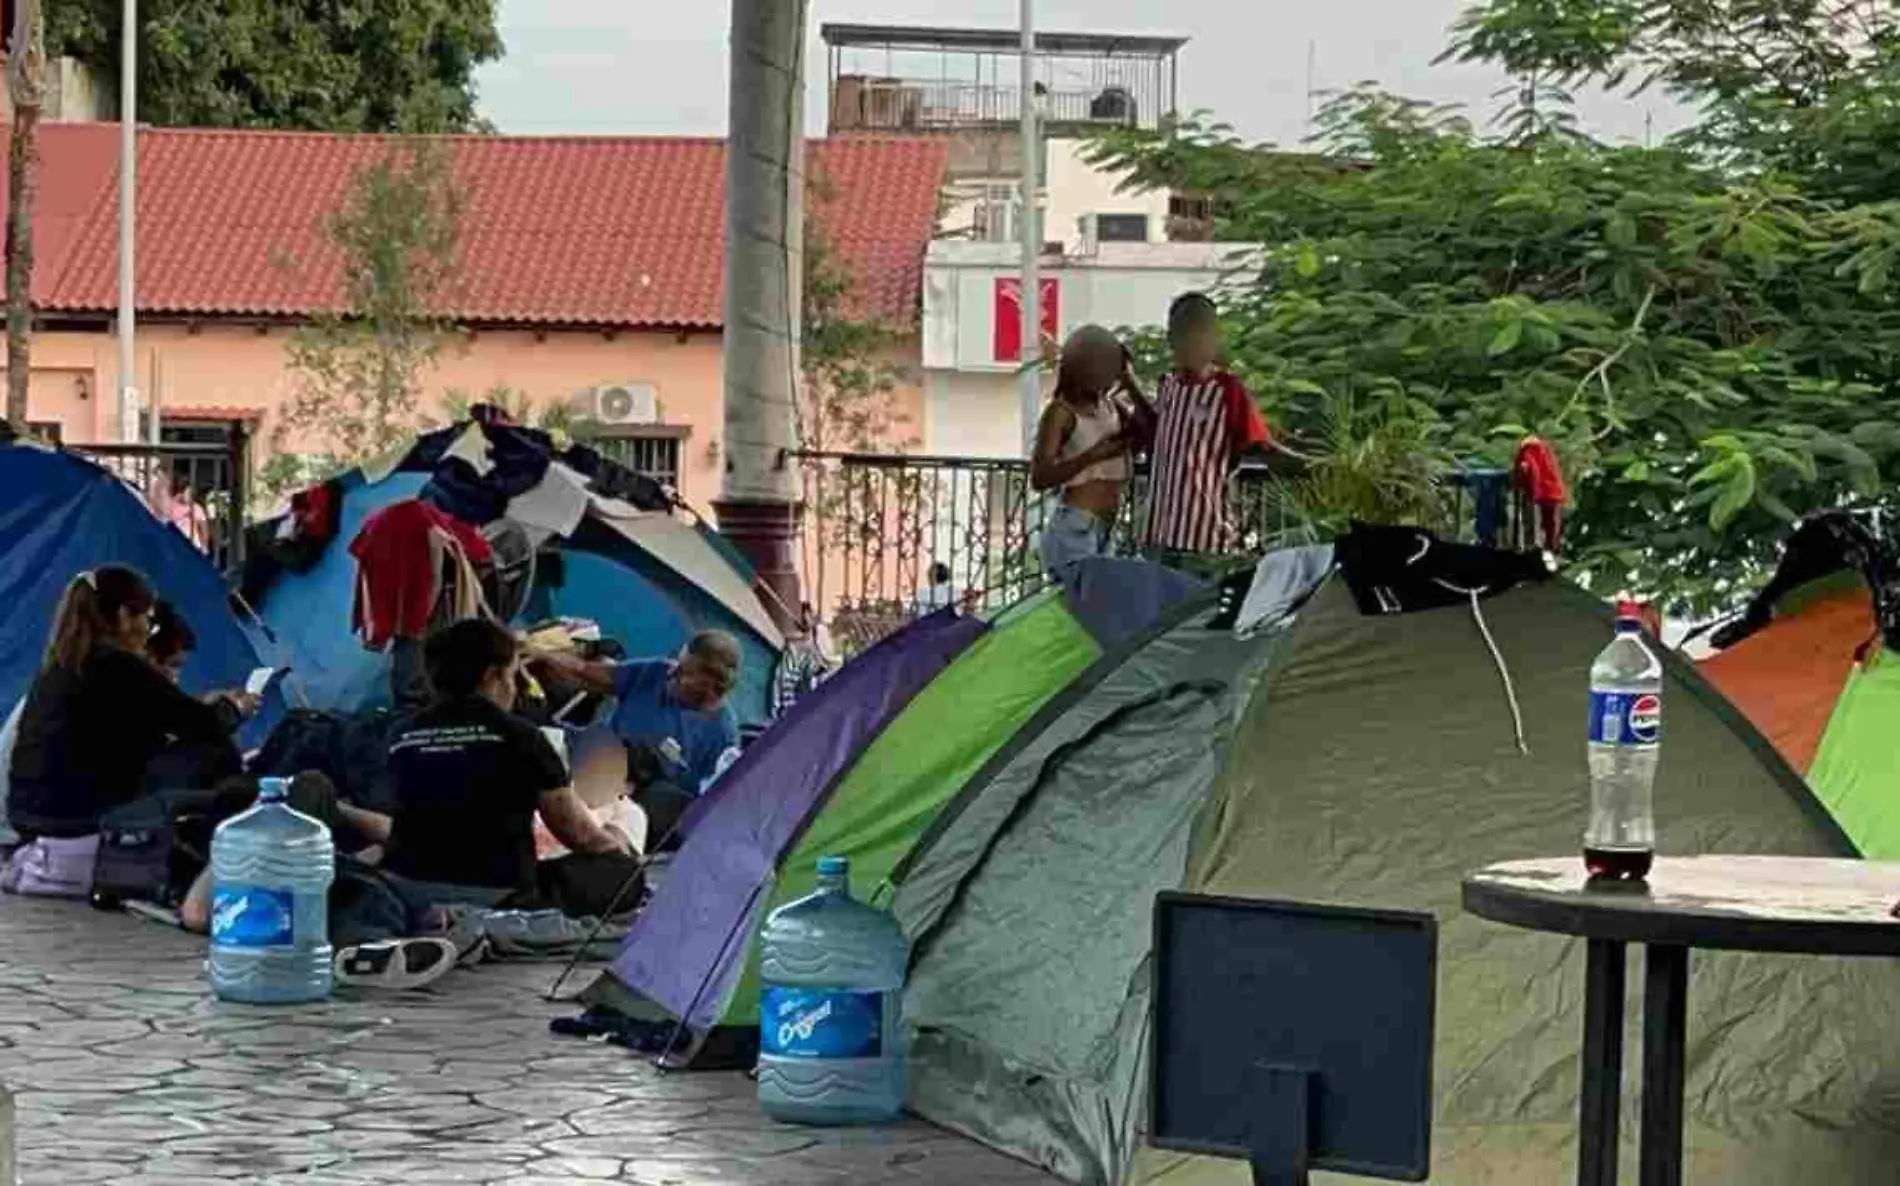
[21,125,946,330]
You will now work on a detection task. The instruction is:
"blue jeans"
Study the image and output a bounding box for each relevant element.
[1042,503,1113,577]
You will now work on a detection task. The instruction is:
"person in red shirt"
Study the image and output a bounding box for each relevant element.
[1140,293,1276,572]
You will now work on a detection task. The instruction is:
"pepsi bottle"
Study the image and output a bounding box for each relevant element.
[1585,601,1662,882]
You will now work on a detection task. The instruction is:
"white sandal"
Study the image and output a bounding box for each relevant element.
[334,937,458,991]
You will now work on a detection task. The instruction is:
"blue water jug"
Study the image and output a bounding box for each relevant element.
[208,777,334,1004]
[757,855,907,1125]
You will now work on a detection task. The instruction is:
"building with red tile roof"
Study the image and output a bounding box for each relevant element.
[15,123,945,510]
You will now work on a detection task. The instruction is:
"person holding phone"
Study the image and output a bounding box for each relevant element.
[1031,325,1158,577]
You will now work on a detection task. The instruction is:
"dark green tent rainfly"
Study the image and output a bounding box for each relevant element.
[890,559,1900,1186]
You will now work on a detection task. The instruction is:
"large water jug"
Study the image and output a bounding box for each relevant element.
[208,777,334,1004]
[757,855,907,1124]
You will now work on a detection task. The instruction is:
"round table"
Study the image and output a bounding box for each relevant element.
[1462,855,1900,1186]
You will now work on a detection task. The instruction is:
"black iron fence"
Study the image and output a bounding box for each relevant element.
[794,449,1522,653]
[69,427,252,572]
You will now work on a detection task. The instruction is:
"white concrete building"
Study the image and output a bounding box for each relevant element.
[920,239,1263,458]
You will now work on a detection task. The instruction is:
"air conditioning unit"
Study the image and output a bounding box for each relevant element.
[588,382,659,426]
[1076,213,1101,256]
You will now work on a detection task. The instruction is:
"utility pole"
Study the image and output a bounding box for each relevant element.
[4,0,43,436]
[716,0,805,629]
[121,0,149,443]
[1016,0,1041,458]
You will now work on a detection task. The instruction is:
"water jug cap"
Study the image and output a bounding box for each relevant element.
[817,855,849,877]
[1615,598,1643,621]
[257,777,291,803]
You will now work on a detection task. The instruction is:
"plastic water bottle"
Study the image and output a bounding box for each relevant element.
[208,777,334,1004]
[1585,601,1662,882]
[757,855,907,1125]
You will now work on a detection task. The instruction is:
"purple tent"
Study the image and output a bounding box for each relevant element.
[603,608,987,1038]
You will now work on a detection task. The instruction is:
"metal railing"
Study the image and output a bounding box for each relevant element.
[840,81,1152,132]
[795,449,1521,653]
[69,427,252,572]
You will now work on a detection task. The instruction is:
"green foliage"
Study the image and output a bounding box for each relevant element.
[278,140,462,472]
[1089,86,1900,615]
[801,180,907,455]
[49,0,502,132]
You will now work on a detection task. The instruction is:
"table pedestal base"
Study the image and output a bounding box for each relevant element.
[1575,940,1691,1186]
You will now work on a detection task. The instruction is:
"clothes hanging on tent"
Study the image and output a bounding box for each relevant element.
[1513,436,1567,553]
[1334,523,1551,616]
[349,499,495,649]
[237,479,343,609]
[422,424,553,525]
[507,462,592,542]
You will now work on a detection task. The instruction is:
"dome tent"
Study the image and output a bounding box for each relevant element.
[0,444,280,741]
[583,531,1900,1186]
[1700,511,1900,860]
[252,416,784,726]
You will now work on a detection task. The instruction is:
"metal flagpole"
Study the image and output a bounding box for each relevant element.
[1016,0,1041,458]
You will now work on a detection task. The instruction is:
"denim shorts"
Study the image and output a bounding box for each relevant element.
[1042,503,1113,577]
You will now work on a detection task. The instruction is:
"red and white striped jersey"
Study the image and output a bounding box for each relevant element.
[1141,369,1270,554]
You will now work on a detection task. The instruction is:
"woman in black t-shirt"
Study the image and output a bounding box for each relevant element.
[7,566,250,838]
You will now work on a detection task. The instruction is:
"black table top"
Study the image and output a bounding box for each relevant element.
[1463,856,1900,956]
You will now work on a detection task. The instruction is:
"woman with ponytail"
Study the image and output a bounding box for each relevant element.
[7,566,244,839]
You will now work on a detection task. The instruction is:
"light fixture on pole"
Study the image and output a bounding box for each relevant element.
[1015,0,1041,459]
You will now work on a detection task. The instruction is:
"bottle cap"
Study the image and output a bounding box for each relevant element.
[817,855,849,877]
[257,777,291,803]
[1615,598,1643,621]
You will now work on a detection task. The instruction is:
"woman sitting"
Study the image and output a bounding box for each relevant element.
[7,567,255,840]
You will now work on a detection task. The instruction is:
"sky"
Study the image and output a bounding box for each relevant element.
[476,0,1685,146]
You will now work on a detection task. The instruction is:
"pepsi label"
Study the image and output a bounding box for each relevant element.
[1589,690,1661,747]
[760,987,885,1060]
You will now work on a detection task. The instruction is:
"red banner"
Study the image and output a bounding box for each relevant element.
[994,277,1060,363]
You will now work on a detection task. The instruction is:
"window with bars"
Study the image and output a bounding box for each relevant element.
[595,431,685,490]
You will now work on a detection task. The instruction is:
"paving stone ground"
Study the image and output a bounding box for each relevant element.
[0,898,1060,1185]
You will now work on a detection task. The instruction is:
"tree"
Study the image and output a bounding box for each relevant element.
[48,0,502,132]
[1443,0,1900,202]
[275,140,462,489]
[1089,90,1900,615]
[5,0,45,436]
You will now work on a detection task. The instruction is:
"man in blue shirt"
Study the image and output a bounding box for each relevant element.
[533,630,743,844]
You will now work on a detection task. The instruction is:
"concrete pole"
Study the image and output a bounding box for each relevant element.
[1016,0,1041,458]
[120,0,148,443]
[715,0,805,629]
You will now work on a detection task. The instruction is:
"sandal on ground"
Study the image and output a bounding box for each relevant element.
[334,937,458,991]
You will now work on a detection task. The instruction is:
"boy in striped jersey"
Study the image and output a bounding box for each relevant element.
[1140,292,1274,572]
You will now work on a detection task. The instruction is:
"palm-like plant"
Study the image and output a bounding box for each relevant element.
[1266,385,1459,539]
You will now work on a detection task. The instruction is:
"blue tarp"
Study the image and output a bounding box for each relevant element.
[257,473,780,725]
[0,447,280,744]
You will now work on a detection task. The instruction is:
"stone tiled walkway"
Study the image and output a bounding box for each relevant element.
[0,898,1059,1185]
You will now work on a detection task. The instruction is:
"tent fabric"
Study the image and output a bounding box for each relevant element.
[1697,584,1871,774]
[1139,579,1900,1186]
[0,446,279,743]
[718,591,1102,1028]
[1805,653,1900,860]
[900,606,1282,1186]
[588,498,784,648]
[849,558,1897,1186]
[1058,559,1206,650]
[605,607,987,1031]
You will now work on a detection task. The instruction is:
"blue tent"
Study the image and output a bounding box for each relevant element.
[0,446,280,743]
[255,452,783,726]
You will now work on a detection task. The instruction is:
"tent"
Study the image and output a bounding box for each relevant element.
[582,559,1206,1061]
[589,533,1900,1186]
[0,445,280,741]
[1699,512,1900,860]
[252,417,784,725]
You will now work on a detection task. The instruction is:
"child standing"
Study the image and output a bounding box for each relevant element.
[1141,293,1273,571]
[1031,325,1154,576]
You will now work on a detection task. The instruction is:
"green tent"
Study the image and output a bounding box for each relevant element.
[1700,514,1900,860]
[583,564,1207,1062]
[893,551,1900,1185]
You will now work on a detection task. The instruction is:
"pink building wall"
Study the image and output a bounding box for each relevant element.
[20,322,923,518]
